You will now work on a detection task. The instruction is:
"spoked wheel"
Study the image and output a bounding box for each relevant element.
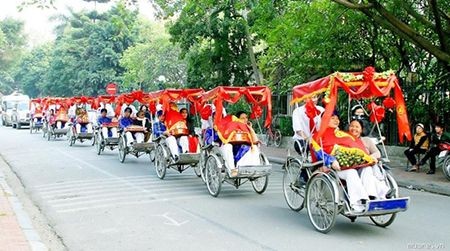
[154,145,167,179]
[442,156,450,181]
[306,175,337,233]
[251,176,268,194]
[47,130,51,141]
[29,123,33,134]
[198,151,208,183]
[149,148,156,162]
[273,129,282,147]
[193,164,202,178]
[205,155,223,197]
[95,133,102,155]
[283,160,305,211]
[118,136,127,163]
[370,172,398,227]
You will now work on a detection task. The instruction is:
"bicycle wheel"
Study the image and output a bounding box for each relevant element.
[370,172,397,227]
[306,175,337,233]
[273,129,282,147]
[283,160,305,211]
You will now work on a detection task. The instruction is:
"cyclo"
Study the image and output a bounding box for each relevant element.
[67,97,96,147]
[94,95,120,155]
[116,91,155,163]
[29,98,44,134]
[200,86,272,197]
[283,67,410,233]
[153,88,204,179]
[45,98,71,141]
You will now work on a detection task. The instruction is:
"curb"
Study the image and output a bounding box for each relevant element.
[267,155,450,197]
[0,159,47,251]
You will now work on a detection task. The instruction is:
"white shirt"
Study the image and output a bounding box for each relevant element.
[292,104,324,140]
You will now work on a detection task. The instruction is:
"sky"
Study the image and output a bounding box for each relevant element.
[0,0,156,47]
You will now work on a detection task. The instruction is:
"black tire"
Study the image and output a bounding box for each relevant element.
[273,129,282,147]
[47,130,51,141]
[306,175,337,233]
[370,172,398,227]
[118,136,127,163]
[205,155,223,197]
[442,155,450,181]
[251,176,268,194]
[283,160,305,211]
[95,133,102,155]
[149,148,156,162]
[154,145,167,179]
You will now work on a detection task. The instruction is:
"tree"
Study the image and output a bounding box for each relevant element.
[332,0,450,67]
[169,0,257,89]
[0,18,26,94]
[120,21,187,91]
[14,44,52,97]
[42,2,140,96]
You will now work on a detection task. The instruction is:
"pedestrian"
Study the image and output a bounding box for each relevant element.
[418,122,450,174]
[405,123,429,172]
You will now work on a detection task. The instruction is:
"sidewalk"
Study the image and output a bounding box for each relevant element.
[261,145,450,196]
[0,157,46,251]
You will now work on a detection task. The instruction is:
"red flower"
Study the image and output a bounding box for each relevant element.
[382,97,396,109]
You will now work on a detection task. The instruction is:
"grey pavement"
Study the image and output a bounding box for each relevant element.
[0,126,450,251]
[261,144,450,197]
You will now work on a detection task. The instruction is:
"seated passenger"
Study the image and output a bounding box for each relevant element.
[55,107,69,129]
[32,104,44,124]
[216,111,261,177]
[119,107,138,146]
[153,111,167,138]
[311,112,375,212]
[180,108,199,153]
[132,110,152,143]
[75,108,93,134]
[348,119,391,199]
[97,108,118,139]
[164,103,191,160]
[48,109,56,126]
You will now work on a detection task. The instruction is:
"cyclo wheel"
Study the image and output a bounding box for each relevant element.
[283,159,305,211]
[193,164,202,178]
[47,129,51,141]
[251,176,268,194]
[306,174,337,233]
[95,132,102,155]
[205,155,223,197]
[154,145,167,179]
[251,154,270,194]
[442,155,450,181]
[148,147,156,162]
[29,122,33,134]
[198,150,208,183]
[273,129,282,147]
[370,171,398,227]
[118,135,127,163]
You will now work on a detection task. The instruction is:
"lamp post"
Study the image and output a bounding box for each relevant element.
[158,75,166,90]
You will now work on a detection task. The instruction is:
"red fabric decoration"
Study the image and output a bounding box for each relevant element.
[250,105,262,119]
[370,105,385,123]
[367,101,378,112]
[200,105,212,120]
[149,102,156,114]
[382,97,396,109]
[188,136,199,153]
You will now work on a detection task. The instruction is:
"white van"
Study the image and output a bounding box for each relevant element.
[1,91,30,128]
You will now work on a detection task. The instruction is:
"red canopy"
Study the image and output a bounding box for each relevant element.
[291,67,411,143]
[201,86,272,128]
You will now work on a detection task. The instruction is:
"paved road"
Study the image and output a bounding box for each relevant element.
[0,126,449,251]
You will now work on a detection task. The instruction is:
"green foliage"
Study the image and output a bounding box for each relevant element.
[39,2,140,96]
[0,18,26,94]
[169,0,255,89]
[14,44,52,97]
[120,21,187,91]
